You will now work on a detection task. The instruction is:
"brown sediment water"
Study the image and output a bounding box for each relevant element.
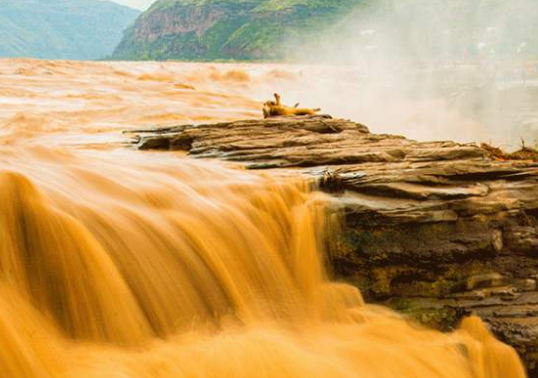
[0,58,527,378]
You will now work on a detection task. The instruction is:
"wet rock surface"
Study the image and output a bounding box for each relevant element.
[130,115,538,374]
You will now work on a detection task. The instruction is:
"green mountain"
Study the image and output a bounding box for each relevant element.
[0,0,140,60]
[112,0,538,62]
[111,0,361,61]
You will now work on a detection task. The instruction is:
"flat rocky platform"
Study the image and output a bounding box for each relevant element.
[130,115,538,375]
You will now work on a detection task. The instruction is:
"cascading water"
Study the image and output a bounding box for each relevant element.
[0,59,527,378]
[0,147,526,378]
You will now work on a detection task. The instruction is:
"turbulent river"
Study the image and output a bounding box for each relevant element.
[0,58,528,377]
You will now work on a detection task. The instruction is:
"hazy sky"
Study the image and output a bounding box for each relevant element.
[112,0,157,10]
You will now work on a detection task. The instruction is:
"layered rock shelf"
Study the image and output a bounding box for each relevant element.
[130,115,538,374]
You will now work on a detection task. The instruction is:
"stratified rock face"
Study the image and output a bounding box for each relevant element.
[111,0,358,61]
[131,115,538,374]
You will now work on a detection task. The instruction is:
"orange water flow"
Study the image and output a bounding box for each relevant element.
[0,59,527,378]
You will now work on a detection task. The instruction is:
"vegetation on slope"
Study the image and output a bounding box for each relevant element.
[0,0,140,60]
[112,0,538,62]
[112,0,361,61]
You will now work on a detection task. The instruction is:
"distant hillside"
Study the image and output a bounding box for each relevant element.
[112,0,538,62]
[111,0,361,61]
[0,0,140,60]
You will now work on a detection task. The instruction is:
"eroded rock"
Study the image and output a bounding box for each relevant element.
[130,115,538,375]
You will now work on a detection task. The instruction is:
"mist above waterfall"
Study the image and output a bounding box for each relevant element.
[286,0,538,148]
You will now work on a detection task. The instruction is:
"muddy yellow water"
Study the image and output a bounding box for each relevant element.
[0,59,526,377]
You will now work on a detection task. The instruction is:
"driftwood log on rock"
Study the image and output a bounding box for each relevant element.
[130,115,538,375]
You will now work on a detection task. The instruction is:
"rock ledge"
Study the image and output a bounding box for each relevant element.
[131,115,538,374]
